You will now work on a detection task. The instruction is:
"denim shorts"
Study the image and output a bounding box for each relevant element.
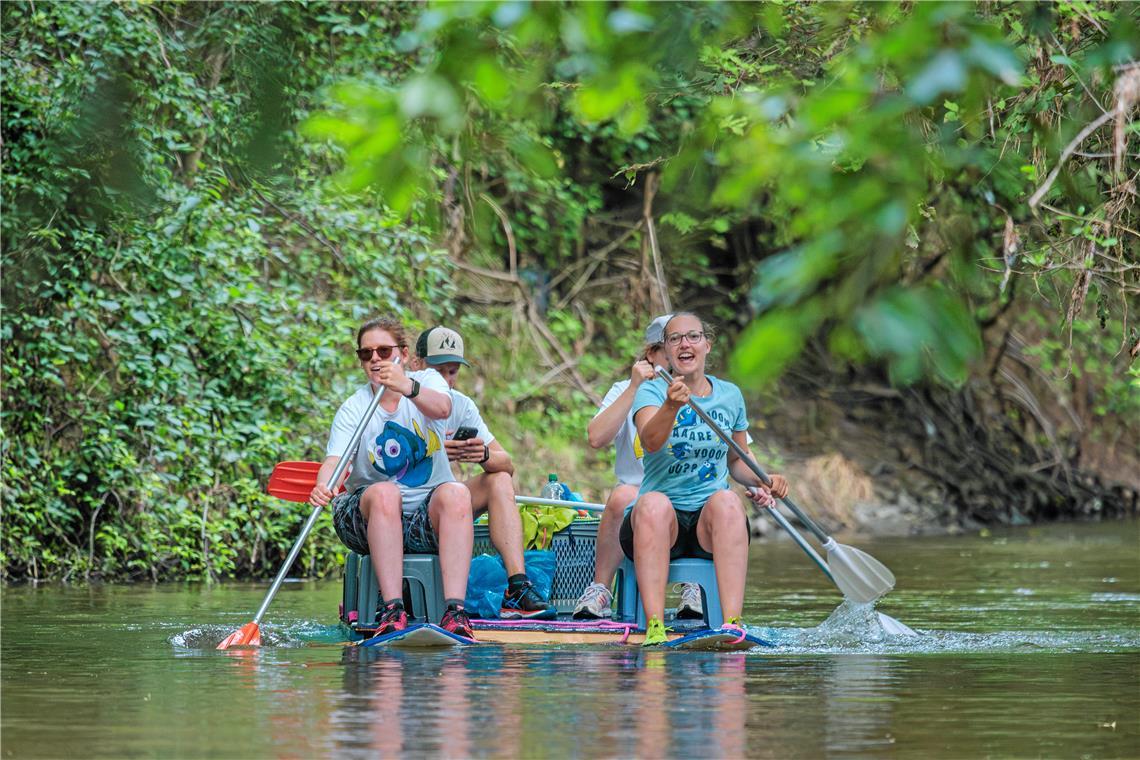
[332,484,440,556]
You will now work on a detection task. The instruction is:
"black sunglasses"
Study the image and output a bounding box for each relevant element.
[356,345,401,361]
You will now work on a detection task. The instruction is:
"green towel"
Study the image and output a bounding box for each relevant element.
[519,505,577,550]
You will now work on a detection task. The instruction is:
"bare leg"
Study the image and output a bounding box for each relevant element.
[467,471,525,577]
[635,651,668,757]
[368,658,405,755]
[632,492,678,622]
[594,484,638,586]
[696,489,749,620]
[358,482,405,602]
[428,482,474,601]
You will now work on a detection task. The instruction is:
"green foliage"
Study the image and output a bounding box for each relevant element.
[3,0,1136,579]
[1,1,453,580]
[304,1,1136,392]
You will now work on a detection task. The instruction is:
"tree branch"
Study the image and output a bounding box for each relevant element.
[1028,109,1116,209]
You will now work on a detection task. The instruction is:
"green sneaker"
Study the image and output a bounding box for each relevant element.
[642,616,669,647]
[725,616,744,627]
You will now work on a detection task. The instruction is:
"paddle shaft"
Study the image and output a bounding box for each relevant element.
[762,493,912,633]
[251,367,395,624]
[761,498,834,582]
[654,367,830,545]
[516,495,605,512]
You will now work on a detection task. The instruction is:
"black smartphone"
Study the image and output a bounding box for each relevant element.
[453,426,478,441]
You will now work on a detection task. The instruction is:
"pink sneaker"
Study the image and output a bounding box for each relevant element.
[439,606,476,639]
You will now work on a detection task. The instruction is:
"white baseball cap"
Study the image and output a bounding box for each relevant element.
[644,314,673,345]
[415,326,470,366]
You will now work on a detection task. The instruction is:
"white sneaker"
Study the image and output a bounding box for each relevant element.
[572,582,613,619]
[674,582,704,620]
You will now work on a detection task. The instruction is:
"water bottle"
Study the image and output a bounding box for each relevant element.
[541,473,565,501]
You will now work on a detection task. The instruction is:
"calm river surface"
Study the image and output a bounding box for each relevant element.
[3,520,1138,758]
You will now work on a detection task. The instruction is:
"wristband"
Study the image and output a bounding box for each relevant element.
[406,379,420,399]
[479,444,490,465]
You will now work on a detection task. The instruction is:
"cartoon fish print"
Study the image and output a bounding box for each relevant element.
[674,406,698,430]
[669,441,691,460]
[697,461,717,482]
[411,419,442,458]
[368,420,441,487]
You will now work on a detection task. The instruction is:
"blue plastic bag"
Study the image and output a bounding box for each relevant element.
[464,550,557,618]
[522,549,556,600]
[465,554,507,619]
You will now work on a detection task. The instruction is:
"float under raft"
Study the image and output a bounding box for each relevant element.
[351,619,774,651]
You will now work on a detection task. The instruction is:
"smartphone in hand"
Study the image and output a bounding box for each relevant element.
[453,426,478,441]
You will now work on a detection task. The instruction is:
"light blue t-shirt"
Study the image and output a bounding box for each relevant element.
[631,375,749,512]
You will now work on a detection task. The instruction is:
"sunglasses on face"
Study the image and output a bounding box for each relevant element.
[666,331,706,346]
[356,345,401,361]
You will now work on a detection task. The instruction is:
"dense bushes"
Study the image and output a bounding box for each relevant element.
[1,2,455,580]
[2,2,1136,581]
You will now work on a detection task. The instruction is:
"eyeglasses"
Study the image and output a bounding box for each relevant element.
[356,345,400,361]
[665,331,705,346]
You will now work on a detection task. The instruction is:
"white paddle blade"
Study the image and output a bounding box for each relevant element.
[877,613,918,637]
[823,538,896,603]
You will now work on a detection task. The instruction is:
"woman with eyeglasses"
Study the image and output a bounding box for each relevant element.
[626,312,790,645]
[309,315,476,639]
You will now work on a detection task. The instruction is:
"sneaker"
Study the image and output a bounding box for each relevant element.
[501,580,557,620]
[642,615,669,647]
[721,617,747,643]
[572,582,613,619]
[374,602,408,636]
[439,606,476,639]
[674,582,704,620]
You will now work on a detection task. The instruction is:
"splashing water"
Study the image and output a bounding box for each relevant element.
[170,621,344,650]
[745,598,1140,655]
[818,600,905,642]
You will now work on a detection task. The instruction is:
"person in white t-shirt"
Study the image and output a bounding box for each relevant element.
[410,327,555,620]
[573,315,688,619]
[309,316,475,639]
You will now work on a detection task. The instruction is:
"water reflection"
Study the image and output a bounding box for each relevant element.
[822,656,898,756]
[328,645,762,759]
[627,650,750,758]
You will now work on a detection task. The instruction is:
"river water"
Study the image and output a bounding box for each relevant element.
[3,520,1137,758]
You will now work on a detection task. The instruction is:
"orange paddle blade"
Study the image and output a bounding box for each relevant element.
[216,622,261,650]
[267,461,323,503]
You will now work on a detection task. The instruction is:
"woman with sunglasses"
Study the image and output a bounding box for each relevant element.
[309,315,476,639]
[626,312,790,645]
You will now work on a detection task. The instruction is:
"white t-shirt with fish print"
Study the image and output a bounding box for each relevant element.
[326,369,454,512]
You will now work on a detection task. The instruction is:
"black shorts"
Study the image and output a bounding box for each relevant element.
[619,500,750,560]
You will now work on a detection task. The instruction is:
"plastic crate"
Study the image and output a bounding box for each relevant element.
[473,518,600,614]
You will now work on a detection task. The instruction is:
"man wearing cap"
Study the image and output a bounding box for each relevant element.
[573,315,690,619]
[412,326,555,620]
